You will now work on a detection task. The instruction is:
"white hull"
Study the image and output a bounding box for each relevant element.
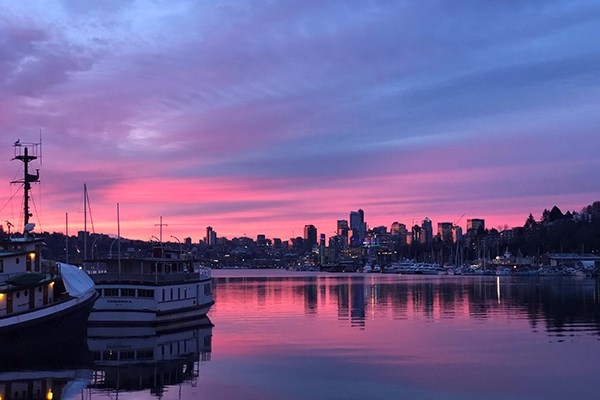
[0,290,97,331]
[88,275,214,325]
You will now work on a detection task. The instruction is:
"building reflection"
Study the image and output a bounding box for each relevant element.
[214,275,600,338]
[86,317,213,397]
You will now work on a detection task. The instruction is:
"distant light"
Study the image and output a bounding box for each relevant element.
[47,390,53,400]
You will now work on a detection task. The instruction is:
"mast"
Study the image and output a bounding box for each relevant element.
[84,183,87,260]
[12,142,40,232]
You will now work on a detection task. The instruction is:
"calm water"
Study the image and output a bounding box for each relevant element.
[3,270,600,399]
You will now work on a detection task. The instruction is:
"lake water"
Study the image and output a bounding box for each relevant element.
[3,270,600,399]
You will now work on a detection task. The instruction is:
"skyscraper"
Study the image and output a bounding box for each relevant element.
[467,218,485,236]
[206,226,217,246]
[304,224,317,250]
[438,222,453,243]
[421,217,432,246]
[350,209,367,246]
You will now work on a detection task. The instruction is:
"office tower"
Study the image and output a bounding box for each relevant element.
[467,218,485,236]
[452,226,463,243]
[206,226,217,246]
[350,209,367,245]
[438,222,453,243]
[337,219,349,236]
[421,217,432,246]
[304,224,317,249]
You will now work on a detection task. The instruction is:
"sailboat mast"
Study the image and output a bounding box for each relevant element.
[84,184,87,260]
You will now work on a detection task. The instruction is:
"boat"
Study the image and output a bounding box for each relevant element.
[0,141,98,339]
[86,244,214,326]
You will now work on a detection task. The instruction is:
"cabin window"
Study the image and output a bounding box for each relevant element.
[0,260,3,272]
[184,287,188,298]
[138,289,154,298]
[204,283,212,295]
[16,291,20,299]
[121,289,136,297]
[120,351,135,361]
[104,288,119,297]
[138,350,153,360]
[178,288,181,299]
[24,290,28,296]
[15,258,19,264]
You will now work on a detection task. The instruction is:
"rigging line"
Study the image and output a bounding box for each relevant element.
[86,187,96,234]
[30,194,43,232]
[0,183,24,215]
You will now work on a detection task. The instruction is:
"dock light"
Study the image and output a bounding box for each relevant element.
[49,282,55,287]
[0,293,4,300]
[46,390,53,400]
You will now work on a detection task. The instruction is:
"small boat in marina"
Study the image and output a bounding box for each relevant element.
[0,141,98,340]
[87,245,214,326]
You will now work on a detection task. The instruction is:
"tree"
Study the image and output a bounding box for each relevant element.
[548,206,564,222]
[524,213,537,229]
[541,209,550,224]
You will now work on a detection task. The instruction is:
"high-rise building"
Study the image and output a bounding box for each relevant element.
[257,234,267,246]
[350,209,367,245]
[452,226,463,243]
[411,225,422,245]
[438,222,453,243]
[467,218,485,236]
[337,220,349,237]
[206,226,217,246]
[304,224,317,250]
[421,218,432,246]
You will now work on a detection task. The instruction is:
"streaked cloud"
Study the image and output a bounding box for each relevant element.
[0,0,599,240]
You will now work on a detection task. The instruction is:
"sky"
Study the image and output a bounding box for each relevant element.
[0,0,599,242]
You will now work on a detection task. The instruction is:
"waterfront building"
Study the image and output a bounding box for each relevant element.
[452,226,463,244]
[421,218,433,246]
[467,218,485,236]
[438,222,453,243]
[411,225,422,245]
[206,226,217,247]
[304,225,317,250]
[350,209,367,246]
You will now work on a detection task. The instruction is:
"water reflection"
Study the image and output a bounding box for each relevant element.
[0,328,93,400]
[0,318,212,399]
[86,318,213,398]
[214,274,600,338]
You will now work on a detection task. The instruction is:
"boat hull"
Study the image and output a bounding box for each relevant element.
[88,276,214,326]
[88,300,215,326]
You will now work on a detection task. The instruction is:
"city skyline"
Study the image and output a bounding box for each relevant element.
[0,1,599,241]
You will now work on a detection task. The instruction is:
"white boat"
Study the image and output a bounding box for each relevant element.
[0,142,98,339]
[87,246,214,326]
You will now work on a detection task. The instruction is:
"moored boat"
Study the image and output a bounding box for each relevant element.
[0,141,98,339]
[87,245,214,326]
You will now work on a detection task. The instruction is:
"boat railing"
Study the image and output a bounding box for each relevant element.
[89,271,210,284]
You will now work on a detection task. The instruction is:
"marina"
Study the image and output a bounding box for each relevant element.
[3,270,600,399]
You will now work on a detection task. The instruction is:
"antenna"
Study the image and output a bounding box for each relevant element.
[39,128,43,165]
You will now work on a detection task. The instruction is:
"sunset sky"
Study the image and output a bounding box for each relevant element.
[0,0,599,242]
